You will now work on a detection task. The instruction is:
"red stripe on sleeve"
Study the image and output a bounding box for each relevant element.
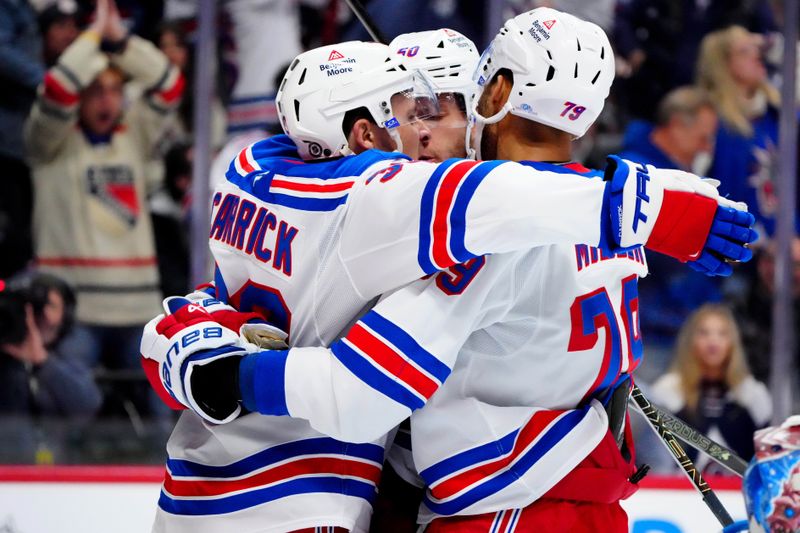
[43,72,80,106]
[431,161,479,269]
[347,323,439,400]
[36,256,157,267]
[238,148,256,174]
[155,71,185,104]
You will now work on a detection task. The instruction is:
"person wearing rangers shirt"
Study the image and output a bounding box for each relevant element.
[141,23,755,533]
[25,0,183,413]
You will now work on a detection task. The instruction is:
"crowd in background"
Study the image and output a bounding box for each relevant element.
[0,0,794,470]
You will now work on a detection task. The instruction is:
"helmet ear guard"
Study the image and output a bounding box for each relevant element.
[466,7,616,159]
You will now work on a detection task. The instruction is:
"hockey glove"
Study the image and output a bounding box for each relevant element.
[604,156,757,275]
[180,291,288,349]
[140,297,258,424]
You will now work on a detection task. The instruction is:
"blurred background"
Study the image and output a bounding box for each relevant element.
[0,0,797,508]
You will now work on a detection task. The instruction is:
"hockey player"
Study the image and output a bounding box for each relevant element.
[389,29,479,161]
[141,33,755,533]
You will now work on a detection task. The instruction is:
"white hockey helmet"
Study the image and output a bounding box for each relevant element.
[276,41,438,160]
[389,29,480,117]
[468,7,615,158]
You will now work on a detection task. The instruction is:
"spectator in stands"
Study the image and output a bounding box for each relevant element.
[0,0,45,279]
[697,25,793,235]
[620,86,717,173]
[0,273,100,417]
[155,21,227,151]
[24,0,183,417]
[651,304,772,472]
[37,1,80,67]
[729,237,800,384]
[614,0,775,122]
[619,87,722,345]
[225,0,301,135]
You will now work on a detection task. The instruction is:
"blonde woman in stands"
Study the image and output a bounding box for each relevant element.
[697,25,785,234]
[652,304,772,474]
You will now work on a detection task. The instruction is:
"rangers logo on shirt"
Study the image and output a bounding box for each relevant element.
[86,164,139,227]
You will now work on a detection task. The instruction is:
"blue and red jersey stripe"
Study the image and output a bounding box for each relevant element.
[330,311,451,412]
[159,437,383,516]
[418,160,506,274]
[420,407,592,516]
[223,137,407,212]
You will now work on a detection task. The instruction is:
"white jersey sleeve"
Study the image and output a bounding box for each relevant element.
[340,159,608,298]
[238,255,514,443]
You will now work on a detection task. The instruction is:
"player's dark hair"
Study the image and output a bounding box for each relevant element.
[491,68,514,87]
[342,106,376,138]
[452,93,467,115]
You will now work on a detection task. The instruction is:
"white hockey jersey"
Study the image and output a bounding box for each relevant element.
[153,138,639,532]
[235,162,650,523]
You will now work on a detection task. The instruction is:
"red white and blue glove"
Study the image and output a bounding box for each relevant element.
[179,291,289,350]
[139,295,287,424]
[605,156,757,276]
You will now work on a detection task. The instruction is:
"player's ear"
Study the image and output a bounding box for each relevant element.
[347,118,377,153]
[483,71,513,116]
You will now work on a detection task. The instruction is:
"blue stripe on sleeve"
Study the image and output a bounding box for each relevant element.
[167,437,384,478]
[330,341,424,411]
[422,409,585,516]
[448,160,505,263]
[159,476,377,515]
[359,312,451,384]
[417,159,461,274]
[239,354,259,414]
[238,350,290,416]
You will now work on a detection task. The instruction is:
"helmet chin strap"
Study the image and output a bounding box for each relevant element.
[466,101,513,160]
[388,128,404,155]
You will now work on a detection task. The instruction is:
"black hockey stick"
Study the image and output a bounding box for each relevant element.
[342,0,388,44]
[631,385,734,527]
[643,400,748,477]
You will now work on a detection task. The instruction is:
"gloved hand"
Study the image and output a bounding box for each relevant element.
[180,291,288,349]
[140,297,259,424]
[687,207,756,276]
[605,156,758,275]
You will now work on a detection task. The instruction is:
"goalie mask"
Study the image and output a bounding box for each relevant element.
[467,7,615,159]
[276,41,439,160]
[389,29,479,130]
[744,416,800,533]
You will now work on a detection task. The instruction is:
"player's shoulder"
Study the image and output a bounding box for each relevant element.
[221,139,415,212]
[518,160,605,179]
